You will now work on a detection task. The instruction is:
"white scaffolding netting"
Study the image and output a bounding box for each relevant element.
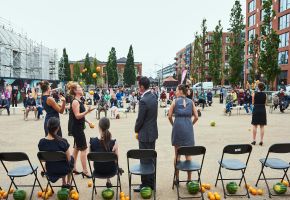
[0,18,58,80]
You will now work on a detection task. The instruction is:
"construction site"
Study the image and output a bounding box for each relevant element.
[0,17,58,89]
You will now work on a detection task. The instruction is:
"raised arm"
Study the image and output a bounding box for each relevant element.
[168,99,175,126]
[47,96,66,114]
[72,100,94,120]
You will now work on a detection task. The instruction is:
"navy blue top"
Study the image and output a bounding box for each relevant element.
[42,95,59,118]
[90,137,117,175]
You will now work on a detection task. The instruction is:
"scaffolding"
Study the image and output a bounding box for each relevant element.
[0,18,58,81]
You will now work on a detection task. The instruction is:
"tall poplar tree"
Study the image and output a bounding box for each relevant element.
[73,62,80,81]
[228,0,245,85]
[200,19,207,82]
[209,20,223,85]
[258,0,280,89]
[192,33,203,83]
[124,45,136,86]
[84,53,92,85]
[106,47,118,86]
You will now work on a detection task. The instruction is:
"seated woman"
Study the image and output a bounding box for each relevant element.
[90,117,118,187]
[38,117,74,188]
[110,94,120,119]
[25,93,37,120]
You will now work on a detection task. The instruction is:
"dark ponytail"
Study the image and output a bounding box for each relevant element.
[99,117,112,152]
[47,117,62,141]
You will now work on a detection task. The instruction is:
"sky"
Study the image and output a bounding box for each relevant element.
[1,0,246,78]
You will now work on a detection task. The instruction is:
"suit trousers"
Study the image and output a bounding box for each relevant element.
[139,141,156,189]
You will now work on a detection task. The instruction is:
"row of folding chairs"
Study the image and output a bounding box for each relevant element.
[172,143,290,199]
[0,149,157,200]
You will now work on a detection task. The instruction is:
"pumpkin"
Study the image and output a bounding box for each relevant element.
[57,188,69,200]
[273,182,287,194]
[187,181,200,194]
[140,187,152,199]
[13,189,26,200]
[92,73,97,78]
[102,188,114,200]
[226,182,238,194]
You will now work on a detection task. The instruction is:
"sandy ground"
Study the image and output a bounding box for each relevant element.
[0,98,290,200]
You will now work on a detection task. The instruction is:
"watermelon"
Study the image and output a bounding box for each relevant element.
[273,182,287,194]
[102,188,114,200]
[187,181,200,195]
[140,187,152,199]
[57,188,69,200]
[226,182,238,194]
[13,189,26,200]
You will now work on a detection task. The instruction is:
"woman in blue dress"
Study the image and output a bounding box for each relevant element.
[168,84,199,183]
[40,81,66,137]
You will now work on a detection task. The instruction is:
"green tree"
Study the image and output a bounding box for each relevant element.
[58,57,65,81]
[258,0,280,89]
[106,47,118,86]
[192,32,203,83]
[73,62,81,81]
[209,20,223,85]
[63,48,71,81]
[84,53,92,85]
[228,0,245,86]
[248,34,260,82]
[124,45,136,86]
[200,19,207,82]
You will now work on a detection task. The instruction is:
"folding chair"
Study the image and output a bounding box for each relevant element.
[215,144,252,199]
[37,151,78,196]
[0,152,43,200]
[87,152,122,200]
[127,149,157,200]
[172,146,206,200]
[255,143,290,198]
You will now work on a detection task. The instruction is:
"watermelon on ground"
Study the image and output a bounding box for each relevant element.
[273,182,287,194]
[102,188,114,200]
[226,182,238,194]
[187,181,200,195]
[57,188,69,200]
[13,189,26,200]
[140,187,152,199]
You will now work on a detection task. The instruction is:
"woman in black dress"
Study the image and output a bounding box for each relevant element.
[251,82,267,146]
[38,117,74,187]
[68,82,95,178]
[90,117,118,187]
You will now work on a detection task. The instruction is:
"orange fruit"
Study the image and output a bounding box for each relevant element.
[257,189,263,195]
[205,184,211,190]
[209,194,215,200]
[120,191,125,198]
[38,191,43,197]
[207,192,213,198]
[88,181,93,187]
[42,192,46,198]
[9,188,14,194]
[73,192,79,200]
[245,184,250,189]
[215,193,221,200]
[201,186,206,193]
[282,180,289,187]
[120,197,125,200]
[70,189,77,197]
[3,192,8,198]
[251,189,257,195]
[45,193,50,199]
[248,186,254,192]
[47,189,53,197]
[201,183,206,188]
[125,196,130,200]
[0,190,5,196]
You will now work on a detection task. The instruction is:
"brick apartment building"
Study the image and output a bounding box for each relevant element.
[245,0,290,86]
[174,32,230,84]
[69,57,142,86]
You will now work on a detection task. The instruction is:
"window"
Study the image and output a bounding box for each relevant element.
[280,0,290,12]
[248,14,256,27]
[278,50,288,64]
[279,32,289,48]
[248,29,255,41]
[249,0,256,12]
[279,14,290,30]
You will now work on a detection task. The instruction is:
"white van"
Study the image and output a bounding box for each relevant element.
[192,82,213,90]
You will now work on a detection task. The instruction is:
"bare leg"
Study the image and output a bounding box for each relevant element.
[62,177,66,185]
[186,156,192,181]
[252,125,257,141]
[260,125,264,143]
[80,149,88,174]
[73,148,79,171]
[25,109,29,119]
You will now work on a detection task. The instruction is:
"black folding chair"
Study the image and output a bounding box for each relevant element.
[37,151,78,197]
[127,149,157,200]
[172,146,206,200]
[255,143,290,198]
[0,152,43,200]
[87,152,122,200]
[215,144,252,199]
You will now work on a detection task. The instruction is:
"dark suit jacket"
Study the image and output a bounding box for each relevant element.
[135,91,158,143]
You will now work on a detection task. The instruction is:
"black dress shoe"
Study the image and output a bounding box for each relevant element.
[251,141,256,145]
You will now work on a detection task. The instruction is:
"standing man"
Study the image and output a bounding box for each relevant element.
[11,86,19,107]
[134,76,158,192]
